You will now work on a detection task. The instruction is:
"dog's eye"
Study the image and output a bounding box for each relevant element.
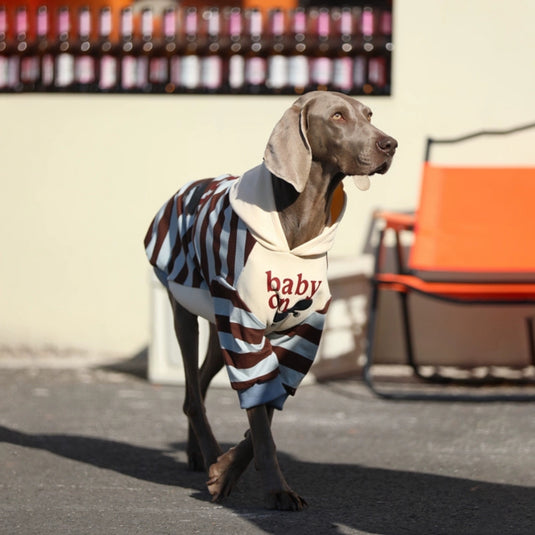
[367,112,373,122]
[332,112,344,121]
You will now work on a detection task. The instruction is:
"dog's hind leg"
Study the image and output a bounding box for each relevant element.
[199,323,224,400]
[186,323,225,470]
[167,292,222,471]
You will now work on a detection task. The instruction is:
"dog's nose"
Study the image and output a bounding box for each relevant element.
[377,136,398,156]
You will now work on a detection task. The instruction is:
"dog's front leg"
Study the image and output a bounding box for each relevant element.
[247,404,307,511]
[206,407,270,501]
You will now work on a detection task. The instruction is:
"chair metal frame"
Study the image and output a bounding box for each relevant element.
[363,122,535,401]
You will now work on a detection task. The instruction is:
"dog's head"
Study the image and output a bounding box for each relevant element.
[264,91,397,192]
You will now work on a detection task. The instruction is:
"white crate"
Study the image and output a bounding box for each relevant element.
[147,273,228,386]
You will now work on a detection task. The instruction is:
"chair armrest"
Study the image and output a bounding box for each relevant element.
[372,211,416,275]
[373,210,416,231]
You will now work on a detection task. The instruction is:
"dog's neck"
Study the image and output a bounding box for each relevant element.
[272,162,344,249]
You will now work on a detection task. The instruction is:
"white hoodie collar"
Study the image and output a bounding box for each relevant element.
[229,163,346,257]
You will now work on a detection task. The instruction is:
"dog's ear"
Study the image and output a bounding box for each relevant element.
[263,98,312,193]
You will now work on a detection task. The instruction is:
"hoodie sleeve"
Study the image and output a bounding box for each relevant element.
[210,277,289,410]
[210,276,330,410]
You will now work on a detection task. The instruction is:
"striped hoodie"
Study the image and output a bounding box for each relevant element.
[144,163,346,410]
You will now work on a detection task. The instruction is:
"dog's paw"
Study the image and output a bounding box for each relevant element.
[265,490,308,512]
[206,447,245,501]
[206,463,230,502]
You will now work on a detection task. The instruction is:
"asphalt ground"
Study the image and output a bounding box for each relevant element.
[1,361,534,535]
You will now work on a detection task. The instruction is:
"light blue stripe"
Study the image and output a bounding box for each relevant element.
[226,351,279,383]
[145,231,157,262]
[269,333,319,361]
[302,311,327,330]
[168,247,186,281]
[155,233,171,271]
[218,332,266,354]
[202,193,229,281]
[279,365,306,389]
[236,377,288,410]
[213,174,233,189]
[232,219,249,276]
[212,297,265,330]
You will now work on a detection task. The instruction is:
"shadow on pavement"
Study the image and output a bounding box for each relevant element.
[2,424,534,534]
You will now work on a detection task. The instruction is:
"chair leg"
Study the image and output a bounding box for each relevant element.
[526,317,535,367]
[398,294,449,384]
[363,287,535,401]
[363,280,388,397]
[399,292,418,372]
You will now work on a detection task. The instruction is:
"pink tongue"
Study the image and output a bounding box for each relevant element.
[352,175,371,191]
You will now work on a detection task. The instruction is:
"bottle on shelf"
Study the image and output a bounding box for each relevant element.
[353,54,367,94]
[14,6,38,92]
[200,7,223,93]
[52,6,75,91]
[361,6,375,53]
[287,7,309,95]
[309,8,333,91]
[156,7,178,94]
[179,7,201,93]
[0,5,13,92]
[360,7,390,95]
[374,8,393,94]
[0,3,392,97]
[367,55,388,94]
[136,7,155,93]
[224,7,245,94]
[35,5,53,91]
[74,6,96,92]
[243,8,267,94]
[118,7,136,92]
[332,7,355,94]
[265,8,288,94]
[379,8,393,52]
[96,7,118,93]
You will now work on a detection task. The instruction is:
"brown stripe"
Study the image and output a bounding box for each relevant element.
[199,185,229,281]
[273,346,314,375]
[211,279,252,313]
[143,217,155,248]
[148,196,175,266]
[215,313,264,345]
[198,198,211,283]
[226,210,239,282]
[318,298,331,314]
[243,229,256,266]
[172,225,193,284]
[279,321,323,346]
[230,369,280,391]
[212,195,231,277]
[283,384,296,396]
[191,265,204,288]
[222,343,273,369]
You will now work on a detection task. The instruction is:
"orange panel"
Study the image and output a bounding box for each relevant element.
[409,164,535,274]
[376,273,535,301]
[243,0,297,17]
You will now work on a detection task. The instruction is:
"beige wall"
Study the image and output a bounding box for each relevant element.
[1,0,534,357]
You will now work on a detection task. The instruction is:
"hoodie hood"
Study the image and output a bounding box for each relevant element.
[229,163,346,257]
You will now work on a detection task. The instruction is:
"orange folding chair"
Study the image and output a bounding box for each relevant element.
[364,123,535,400]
